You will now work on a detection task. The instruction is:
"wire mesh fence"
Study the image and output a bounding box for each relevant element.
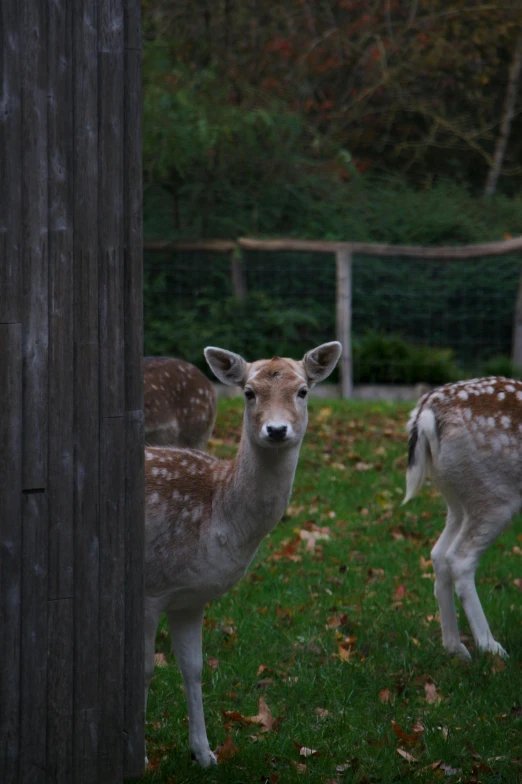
[144,246,522,386]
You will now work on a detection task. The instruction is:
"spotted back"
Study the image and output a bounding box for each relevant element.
[144,356,217,449]
[412,376,522,454]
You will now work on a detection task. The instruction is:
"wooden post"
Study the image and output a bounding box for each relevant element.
[512,268,522,369]
[336,249,353,398]
[230,246,247,301]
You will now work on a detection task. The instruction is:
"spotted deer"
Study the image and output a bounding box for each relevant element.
[404,376,522,659]
[144,342,342,766]
[144,356,217,449]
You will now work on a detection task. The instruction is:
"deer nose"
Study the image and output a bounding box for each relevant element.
[266,424,288,441]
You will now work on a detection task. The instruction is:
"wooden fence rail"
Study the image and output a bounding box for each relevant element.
[144,235,522,398]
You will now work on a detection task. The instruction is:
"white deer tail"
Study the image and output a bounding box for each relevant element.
[403,408,438,504]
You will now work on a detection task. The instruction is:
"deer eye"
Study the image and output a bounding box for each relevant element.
[244,388,255,401]
[298,388,308,399]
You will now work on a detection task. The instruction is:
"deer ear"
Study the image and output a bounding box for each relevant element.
[302,341,342,387]
[204,347,249,387]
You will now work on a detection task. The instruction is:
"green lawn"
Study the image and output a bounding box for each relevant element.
[141,399,522,784]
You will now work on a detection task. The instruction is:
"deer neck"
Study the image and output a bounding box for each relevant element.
[221,429,302,548]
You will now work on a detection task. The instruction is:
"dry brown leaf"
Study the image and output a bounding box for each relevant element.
[154,653,168,668]
[207,657,219,670]
[291,761,308,774]
[326,613,348,630]
[378,688,393,704]
[354,461,374,471]
[514,578,522,591]
[315,707,329,719]
[491,655,505,674]
[391,720,422,745]
[249,696,276,732]
[393,584,407,600]
[397,748,418,763]
[424,681,442,704]
[215,734,239,763]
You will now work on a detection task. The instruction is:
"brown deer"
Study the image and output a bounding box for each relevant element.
[144,342,342,766]
[404,376,522,659]
[144,356,217,449]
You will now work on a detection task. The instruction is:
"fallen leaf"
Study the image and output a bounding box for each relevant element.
[397,748,418,763]
[291,761,308,774]
[257,664,275,676]
[215,734,239,763]
[393,584,407,600]
[249,696,276,731]
[154,653,168,668]
[391,720,422,745]
[326,613,348,630]
[354,462,374,471]
[424,681,442,704]
[378,688,393,704]
[315,707,329,719]
[207,657,219,670]
[440,762,461,775]
[514,578,522,591]
[292,740,320,758]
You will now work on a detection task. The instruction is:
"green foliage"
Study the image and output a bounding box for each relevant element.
[480,355,522,379]
[144,287,331,372]
[353,332,459,385]
[143,42,353,239]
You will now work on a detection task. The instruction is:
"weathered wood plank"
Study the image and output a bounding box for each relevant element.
[48,0,74,601]
[47,3,75,777]
[124,46,143,413]
[99,0,125,419]
[99,416,126,783]
[21,0,49,489]
[123,410,145,779]
[19,491,49,784]
[0,0,22,324]
[0,323,22,782]
[47,598,74,783]
[73,2,100,780]
[124,0,141,52]
[73,341,100,784]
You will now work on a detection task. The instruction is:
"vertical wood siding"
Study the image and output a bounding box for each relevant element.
[0,0,144,781]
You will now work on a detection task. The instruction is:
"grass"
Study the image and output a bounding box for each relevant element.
[141,398,522,784]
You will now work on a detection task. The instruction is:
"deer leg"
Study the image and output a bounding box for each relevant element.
[446,513,511,658]
[167,606,217,767]
[431,506,471,659]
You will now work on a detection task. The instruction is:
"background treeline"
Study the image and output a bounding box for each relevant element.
[142,0,522,383]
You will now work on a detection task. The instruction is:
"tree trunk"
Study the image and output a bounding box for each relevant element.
[484,27,522,196]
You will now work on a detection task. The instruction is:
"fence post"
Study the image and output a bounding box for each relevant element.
[512,268,522,369]
[335,248,353,398]
[230,245,247,301]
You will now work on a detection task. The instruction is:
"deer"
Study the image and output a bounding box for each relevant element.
[144,356,217,449]
[404,376,522,660]
[144,341,342,767]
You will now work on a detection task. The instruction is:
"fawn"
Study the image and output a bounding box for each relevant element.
[144,342,342,765]
[404,376,522,659]
[144,356,217,449]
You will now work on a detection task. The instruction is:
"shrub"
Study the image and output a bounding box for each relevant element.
[480,355,522,379]
[353,331,459,385]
